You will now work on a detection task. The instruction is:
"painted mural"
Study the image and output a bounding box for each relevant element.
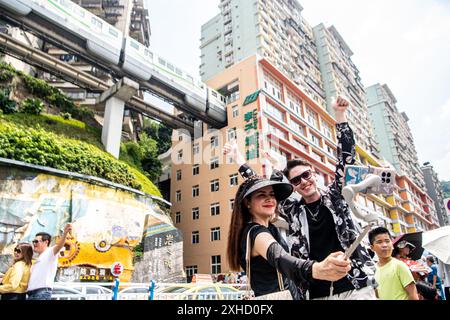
[0,159,181,283]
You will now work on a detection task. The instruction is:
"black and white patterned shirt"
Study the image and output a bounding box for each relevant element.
[238,123,376,300]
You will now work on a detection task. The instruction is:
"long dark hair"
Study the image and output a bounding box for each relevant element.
[14,243,33,266]
[226,178,280,271]
[227,181,253,271]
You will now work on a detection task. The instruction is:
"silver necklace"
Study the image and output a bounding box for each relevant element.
[305,197,322,222]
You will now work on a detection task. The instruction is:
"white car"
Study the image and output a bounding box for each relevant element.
[69,284,113,300]
[51,285,85,300]
[117,286,151,300]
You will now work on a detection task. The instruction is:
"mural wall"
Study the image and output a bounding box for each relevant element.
[0,159,183,283]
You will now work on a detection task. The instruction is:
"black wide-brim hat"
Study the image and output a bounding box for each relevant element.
[242,178,293,202]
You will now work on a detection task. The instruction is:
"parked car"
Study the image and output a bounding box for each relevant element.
[117,286,150,300]
[51,285,85,300]
[69,284,113,300]
[156,283,242,300]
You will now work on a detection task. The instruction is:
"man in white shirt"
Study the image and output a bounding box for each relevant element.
[27,224,72,300]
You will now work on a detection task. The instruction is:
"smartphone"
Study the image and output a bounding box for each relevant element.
[344,165,396,195]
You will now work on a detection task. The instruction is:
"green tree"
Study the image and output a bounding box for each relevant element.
[139,132,162,182]
[442,181,450,199]
[143,121,172,155]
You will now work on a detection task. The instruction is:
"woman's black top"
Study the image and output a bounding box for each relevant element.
[240,222,289,297]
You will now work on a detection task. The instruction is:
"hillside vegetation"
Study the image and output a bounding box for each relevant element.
[0,62,162,197]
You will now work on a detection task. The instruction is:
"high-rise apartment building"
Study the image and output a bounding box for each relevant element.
[171,54,346,275]
[353,146,438,238]
[313,23,379,156]
[200,0,326,109]
[421,163,448,226]
[366,83,425,189]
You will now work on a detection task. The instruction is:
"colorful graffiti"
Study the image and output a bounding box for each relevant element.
[0,159,179,283]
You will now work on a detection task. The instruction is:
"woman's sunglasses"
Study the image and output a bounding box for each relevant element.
[289,170,313,186]
[14,248,22,254]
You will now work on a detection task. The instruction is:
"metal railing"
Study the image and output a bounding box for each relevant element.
[51,282,247,301]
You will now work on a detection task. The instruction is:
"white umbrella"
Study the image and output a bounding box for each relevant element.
[422,226,450,264]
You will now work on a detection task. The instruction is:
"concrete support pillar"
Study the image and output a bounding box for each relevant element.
[97,78,139,159]
[102,97,125,158]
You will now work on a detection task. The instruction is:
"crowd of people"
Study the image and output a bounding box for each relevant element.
[0,95,447,301]
[223,96,447,300]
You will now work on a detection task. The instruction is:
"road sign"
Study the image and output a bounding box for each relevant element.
[110,262,124,277]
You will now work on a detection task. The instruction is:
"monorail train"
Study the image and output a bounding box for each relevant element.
[0,0,227,123]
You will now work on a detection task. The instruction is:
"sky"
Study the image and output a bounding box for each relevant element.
[146,0,450,181]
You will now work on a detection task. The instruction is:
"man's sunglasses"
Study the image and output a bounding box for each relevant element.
[289,170,313,186]
[14,248,22,254]
[32,240,42,245]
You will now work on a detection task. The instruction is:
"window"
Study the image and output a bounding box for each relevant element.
[192,185,199,198]
[91,17,103,29]
[192,207,200,220]
[178,134,183,141]
[311,151,323,163]
[177,150,183,161]
[210,157,219,170]
[228,128,237,141]
[229,174,238,186]
[211,136,219,148]
[210,203,220,216]
[306,107,318,128]
[192,231,199,244]
[322,122,333,140]
[108,27,119,37]
[291,120,305,136]
[211,227,221,241]
[176,170,182,181]
[229,199,235,211]
[185,266,198,278]
[293,139,307,152]
[175,212,181,224]
[266,102,284,122]
[210,179,220,192]
[311,134,320,146]
[193,143,200,155]
[326,145,337,157]
[192,164,199,176]
[268,123,287,140]
[175,191,181,202]
[211,255,221,274]
[232,105,239,118]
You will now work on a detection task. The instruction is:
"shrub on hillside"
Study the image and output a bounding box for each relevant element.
[0,121,142,191]
[0,89,17,114]
[0,68,15,82]
[60,112,72,120]
[21,98,44,115]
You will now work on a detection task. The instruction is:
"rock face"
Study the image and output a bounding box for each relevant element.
[132,227,185,283]
[0,159,184,283]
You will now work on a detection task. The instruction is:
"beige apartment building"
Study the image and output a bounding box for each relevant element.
[170,55,341,276]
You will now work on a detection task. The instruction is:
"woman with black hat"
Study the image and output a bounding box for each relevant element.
[227,175,351,298]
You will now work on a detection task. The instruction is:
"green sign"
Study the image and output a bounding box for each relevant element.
[243,90,261,106]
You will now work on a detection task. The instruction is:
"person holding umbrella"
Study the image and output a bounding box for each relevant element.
[393,235,429,281]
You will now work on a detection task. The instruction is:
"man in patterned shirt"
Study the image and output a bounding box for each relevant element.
[225,96,377,300]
